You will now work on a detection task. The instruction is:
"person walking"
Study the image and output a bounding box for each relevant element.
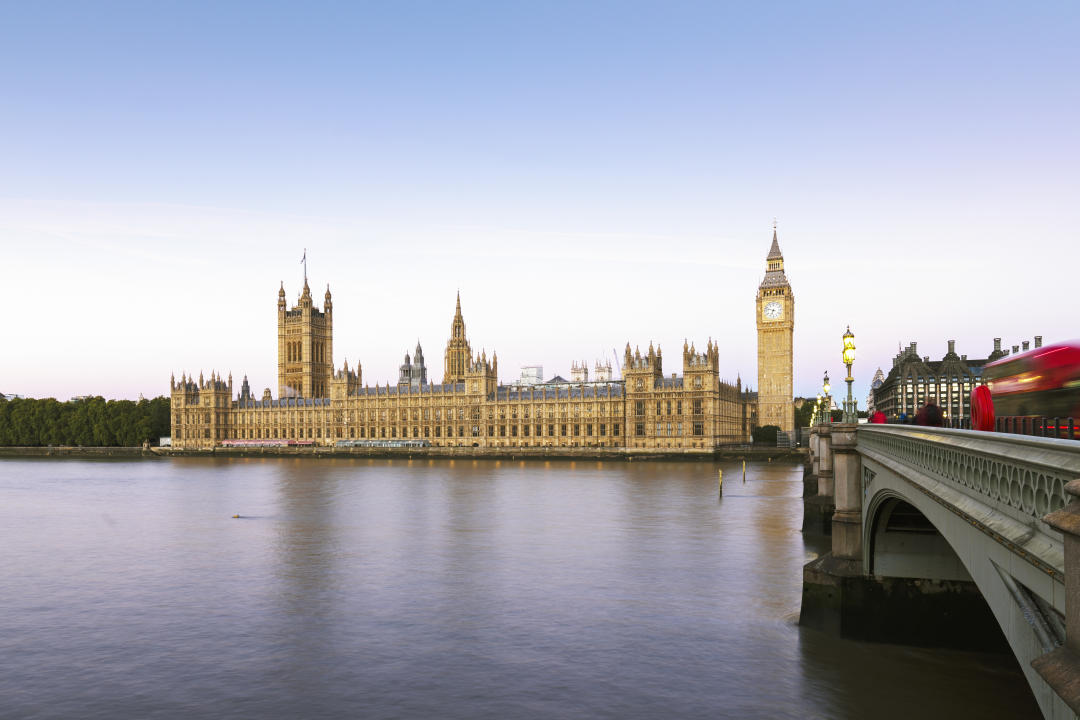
[915,400,944,427]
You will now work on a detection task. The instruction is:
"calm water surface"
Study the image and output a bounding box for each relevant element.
[0,458,1038,719]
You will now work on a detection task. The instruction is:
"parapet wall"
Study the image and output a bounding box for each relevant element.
[0,445,806,462]
[156,445,805,462]
[0,446,157,458]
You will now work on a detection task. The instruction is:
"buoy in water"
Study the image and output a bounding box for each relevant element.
[232,514,240,518]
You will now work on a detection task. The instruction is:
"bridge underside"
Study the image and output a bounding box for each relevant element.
[802,528,1009,654]
[857,452,1068,718]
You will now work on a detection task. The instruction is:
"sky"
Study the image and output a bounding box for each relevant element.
[1,1,1077,404]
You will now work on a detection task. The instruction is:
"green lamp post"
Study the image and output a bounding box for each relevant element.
[842,326,857,424]
[821,371,831,426]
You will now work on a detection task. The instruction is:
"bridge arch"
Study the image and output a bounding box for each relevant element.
[860,487,1018,656]
[857,429,1071,717]
[866,491,973,582]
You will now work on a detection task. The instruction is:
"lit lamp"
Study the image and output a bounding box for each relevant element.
[820,371,831,426]
[842,326,857,424]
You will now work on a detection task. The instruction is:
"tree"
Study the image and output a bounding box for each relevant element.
[752,425,780,444]
[794,399,816,428]
[0,395,172,447]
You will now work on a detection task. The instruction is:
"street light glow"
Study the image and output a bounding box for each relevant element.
[843,326,856,366]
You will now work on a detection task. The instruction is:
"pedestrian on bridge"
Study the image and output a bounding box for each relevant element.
[915,401,944,427]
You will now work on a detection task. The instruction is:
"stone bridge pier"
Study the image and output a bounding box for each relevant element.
[803,424,834,535]
[800,424,1080,719]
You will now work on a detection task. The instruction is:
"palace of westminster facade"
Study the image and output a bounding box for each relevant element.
[170,233,796,451]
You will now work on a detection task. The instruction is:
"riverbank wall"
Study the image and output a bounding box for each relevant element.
[0,446,156,458]
[0,445,806,462]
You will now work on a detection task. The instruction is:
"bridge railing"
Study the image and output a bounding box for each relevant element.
[857,425,1080,529]
[994,416,1079,440]
[911,416,1079,440]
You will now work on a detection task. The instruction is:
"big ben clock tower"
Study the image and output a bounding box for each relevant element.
[756,227,795,433]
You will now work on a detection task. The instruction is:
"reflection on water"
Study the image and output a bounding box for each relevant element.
[0,458,1038,719]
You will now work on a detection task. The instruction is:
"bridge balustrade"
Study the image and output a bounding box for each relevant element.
[895,417,1078,439]
[994,416,1079,440]
[858,426,1074,526]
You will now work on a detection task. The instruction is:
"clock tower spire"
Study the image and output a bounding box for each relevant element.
[756,226,795,434]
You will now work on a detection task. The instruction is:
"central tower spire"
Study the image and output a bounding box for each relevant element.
[766,227,784,272]
[443,292,472,385]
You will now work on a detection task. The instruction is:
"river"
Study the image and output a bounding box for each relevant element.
[0,457,1039,719]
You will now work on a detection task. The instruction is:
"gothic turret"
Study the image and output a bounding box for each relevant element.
[300,277,312,308]
[277,267,334,398]
[443,292,472,385]
[399,343,428,390]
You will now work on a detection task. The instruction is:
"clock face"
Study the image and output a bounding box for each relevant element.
[763,301,783,320]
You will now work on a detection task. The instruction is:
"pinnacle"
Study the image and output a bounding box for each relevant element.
[767,228,783,260]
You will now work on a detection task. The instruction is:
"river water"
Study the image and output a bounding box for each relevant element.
[0,458,1039,719]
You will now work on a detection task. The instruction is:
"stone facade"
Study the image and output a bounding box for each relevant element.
[872,336,1041,422]
[277,279,333,399]
[443,292,471,386]
[873,341,985,422]
[756,229,795,433]
[170,275,760,450]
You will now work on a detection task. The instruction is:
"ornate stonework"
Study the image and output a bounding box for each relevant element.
[756,229,795,433]
[171,275,757,451]
[277,279,333,399]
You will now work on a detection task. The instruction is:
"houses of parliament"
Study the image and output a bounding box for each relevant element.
[170,233,796,451]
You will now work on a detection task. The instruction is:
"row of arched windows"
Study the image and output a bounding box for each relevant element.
[285,340,328,364]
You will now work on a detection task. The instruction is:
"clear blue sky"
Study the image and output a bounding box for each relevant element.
[1,1,1077,402]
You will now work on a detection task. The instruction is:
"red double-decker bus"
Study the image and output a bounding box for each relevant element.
[971,342,1080,434]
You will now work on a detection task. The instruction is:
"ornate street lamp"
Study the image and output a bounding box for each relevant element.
[820,371,831,426]
[842,326,857,423]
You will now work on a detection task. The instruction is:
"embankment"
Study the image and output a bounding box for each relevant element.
[0,445,806,462]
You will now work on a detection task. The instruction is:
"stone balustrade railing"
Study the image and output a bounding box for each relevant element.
[857,426,1080,528]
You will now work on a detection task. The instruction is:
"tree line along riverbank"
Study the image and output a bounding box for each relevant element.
[0,396,170,447]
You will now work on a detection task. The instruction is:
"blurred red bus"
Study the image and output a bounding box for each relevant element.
[971,342,1080,432]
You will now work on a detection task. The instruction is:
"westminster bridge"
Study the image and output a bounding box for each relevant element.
[802,424,1080,719]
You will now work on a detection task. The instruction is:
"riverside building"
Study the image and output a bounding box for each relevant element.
[170,236,795,451]
[872,336,1043,422]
